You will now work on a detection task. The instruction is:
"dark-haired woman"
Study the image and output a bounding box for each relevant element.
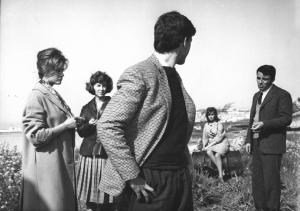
[21,48,80,211]
[202,107,229,181]
[76,71,115,211]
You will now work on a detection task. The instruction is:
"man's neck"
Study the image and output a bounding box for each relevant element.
[154,51,177,68]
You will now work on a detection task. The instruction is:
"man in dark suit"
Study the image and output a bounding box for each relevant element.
[245,65,293,211]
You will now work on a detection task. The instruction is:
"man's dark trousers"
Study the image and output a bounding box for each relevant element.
[116,168,193,211]
[252,139,282,211]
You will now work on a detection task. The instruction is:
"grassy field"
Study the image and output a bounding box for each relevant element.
[0,131,299,211]
[191,131,300,211]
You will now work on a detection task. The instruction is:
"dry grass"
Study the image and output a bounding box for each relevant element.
[192,131,300,211]
[0,131,298,211]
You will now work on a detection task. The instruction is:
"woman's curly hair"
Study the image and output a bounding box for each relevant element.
[86,71,113,95]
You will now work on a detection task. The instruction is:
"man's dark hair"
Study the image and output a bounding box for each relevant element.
[154,11,196,53]
[257,65,276,81]
[85,71,113,95]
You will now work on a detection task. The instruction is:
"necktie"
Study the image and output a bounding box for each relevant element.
[257,91,263,105]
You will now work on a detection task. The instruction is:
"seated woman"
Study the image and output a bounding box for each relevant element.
[76,71,114,211]
[202,107,229,181]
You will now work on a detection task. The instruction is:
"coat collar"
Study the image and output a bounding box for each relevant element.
[257,84,277,110]
[33,82,72,116]
[86,97,97,115]
[86,96,111,117]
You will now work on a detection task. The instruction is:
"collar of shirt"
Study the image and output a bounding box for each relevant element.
[261,84,273,102]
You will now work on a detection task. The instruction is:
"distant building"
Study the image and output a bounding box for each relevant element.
[195,107,250,123]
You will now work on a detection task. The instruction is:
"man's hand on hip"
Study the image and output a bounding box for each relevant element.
[128,176,155,203]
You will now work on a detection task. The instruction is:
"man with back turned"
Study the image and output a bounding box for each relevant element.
[96,11,196,211]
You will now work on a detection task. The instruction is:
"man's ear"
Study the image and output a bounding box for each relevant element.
[183,37,188,46]
[183,37,191,46]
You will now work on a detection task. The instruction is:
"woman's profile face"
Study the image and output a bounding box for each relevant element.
[208,112,215,122]
[93,82,107,97]
[45,70,64,85]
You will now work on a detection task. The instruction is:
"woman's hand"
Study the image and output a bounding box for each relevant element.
[63,117,77,129]
[89,118,97,125]
[208,131,215,138]
[196,144,202,151]
[75,117,85,128]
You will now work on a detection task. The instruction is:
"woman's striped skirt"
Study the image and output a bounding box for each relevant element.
[76,155,114,204]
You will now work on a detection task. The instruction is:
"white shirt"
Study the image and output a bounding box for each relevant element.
[261,84,273,103]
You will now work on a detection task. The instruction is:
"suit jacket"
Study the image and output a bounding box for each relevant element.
[246,85,293,154]
[96,54,196,196]
[77,96,110,157]
[21,82,77,211]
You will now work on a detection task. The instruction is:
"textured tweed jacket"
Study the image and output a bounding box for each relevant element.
[96,54,196,196]
[246,85,293,154]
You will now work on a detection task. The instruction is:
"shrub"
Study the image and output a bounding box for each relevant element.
[0,142,22,211]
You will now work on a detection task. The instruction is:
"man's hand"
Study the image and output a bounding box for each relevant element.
[251,121,264,132]
[128,176,155,203]
[245,143,251,154]
[63,117,77,129]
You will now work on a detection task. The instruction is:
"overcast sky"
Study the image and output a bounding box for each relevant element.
[1,0,300,128]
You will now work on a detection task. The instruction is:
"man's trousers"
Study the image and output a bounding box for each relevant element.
[116,167,193,211]
[252,139,282,211]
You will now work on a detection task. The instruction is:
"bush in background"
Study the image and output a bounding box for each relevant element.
[0,143,22,211]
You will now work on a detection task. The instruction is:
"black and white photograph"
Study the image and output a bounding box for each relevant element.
[0,0,300,210]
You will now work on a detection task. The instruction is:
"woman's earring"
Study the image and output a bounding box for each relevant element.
[43,78,49,85]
